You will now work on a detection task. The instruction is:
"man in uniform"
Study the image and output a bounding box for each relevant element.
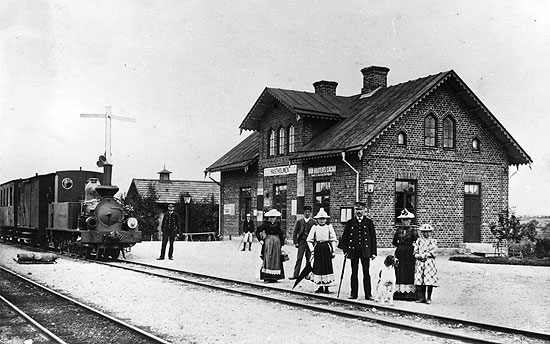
[157,203,180,260]
[290,205,317,280]
[338,202,377,299]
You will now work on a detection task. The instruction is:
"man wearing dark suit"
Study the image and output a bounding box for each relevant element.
[338,202,377,299]
[157,203,180,260]
[290,205,317,280]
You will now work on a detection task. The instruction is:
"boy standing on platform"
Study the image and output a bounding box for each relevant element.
[241,213,255,251]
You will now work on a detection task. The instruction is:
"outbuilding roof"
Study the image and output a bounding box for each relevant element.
[207,69,531,171]
[129,179,220,204]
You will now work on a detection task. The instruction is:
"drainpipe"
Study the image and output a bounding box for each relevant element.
[207,172,222,239]
[341,152,360,202]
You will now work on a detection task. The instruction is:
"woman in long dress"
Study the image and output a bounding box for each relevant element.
[306,208,337,293]
[255,209,285,282]
[392,208,418,300]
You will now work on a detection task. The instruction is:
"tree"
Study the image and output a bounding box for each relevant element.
[126,183,160,241]
[174,193,219,240]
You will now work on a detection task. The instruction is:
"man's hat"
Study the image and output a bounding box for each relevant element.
[303,205,312,211]
[167,203,175,207]
[419,224,434,232]
[354,201,366,209]
[246,213,251,217]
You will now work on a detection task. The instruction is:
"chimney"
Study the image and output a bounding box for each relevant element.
[313,80,338,96]
[361,66,390,95]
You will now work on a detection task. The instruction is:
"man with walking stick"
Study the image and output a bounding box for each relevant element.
[337,202,377,300]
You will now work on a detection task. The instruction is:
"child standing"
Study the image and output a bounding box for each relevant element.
[306,208,337,293]
[414,224,438,304]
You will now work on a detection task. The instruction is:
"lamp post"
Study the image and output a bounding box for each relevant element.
[363,179,375,216]
[183,192,192,241]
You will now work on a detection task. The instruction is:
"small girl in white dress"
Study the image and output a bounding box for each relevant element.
[307,208,337,293]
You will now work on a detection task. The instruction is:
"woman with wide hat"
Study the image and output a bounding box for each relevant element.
[392,208,418,300]
[306,208,337,293]
[255,209,285,282]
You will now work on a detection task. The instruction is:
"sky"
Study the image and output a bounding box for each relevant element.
[1,1,549,216]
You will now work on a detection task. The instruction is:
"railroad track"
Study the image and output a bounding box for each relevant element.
[0,265,170,344]
[92,259,549,344]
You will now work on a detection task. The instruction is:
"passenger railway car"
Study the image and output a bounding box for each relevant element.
[0,167,142,259]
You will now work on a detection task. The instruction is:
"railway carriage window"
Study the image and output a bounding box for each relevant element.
[278,127,285,155]
[395,180,417,222]
[424,114,437,147]
[268,129,276,157]
[443,116,456,149]
[314,180,331,216]
[288,125,295,153]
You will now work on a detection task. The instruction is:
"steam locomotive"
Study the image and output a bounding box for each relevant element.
[0,165,141,259]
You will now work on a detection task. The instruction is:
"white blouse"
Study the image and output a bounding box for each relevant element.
[306,224,337,252]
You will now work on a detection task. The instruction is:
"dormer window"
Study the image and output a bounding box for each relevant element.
[472,138,480,152]
[424,114,437,147]
[278,127,285,155]
[268,129,276,156]
[443,116,456,149]
[397,131,407,145]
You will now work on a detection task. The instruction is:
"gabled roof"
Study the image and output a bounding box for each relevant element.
[130,179,219,204]
[204,132,259,173]
[239,88,352,131]
[208,69,531,169]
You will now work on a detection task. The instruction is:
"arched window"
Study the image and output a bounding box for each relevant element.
[268,129,276,156]
[288,125,295,153]
[443,116,456,148]
[278,127,285,155]
[472,138,480,152]
[424,114,437,147]
[397,131,407,145]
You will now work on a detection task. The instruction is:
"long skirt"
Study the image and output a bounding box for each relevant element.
[414,258,438,286]
[260,234,285,281]
[394,244,417,300]
[308,242,335,285]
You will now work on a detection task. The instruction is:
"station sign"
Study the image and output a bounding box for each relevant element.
[264,165,297,177]
[307,165,336,177]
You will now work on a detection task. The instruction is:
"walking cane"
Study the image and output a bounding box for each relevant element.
[236,234,245,251]
[337,253,347,298]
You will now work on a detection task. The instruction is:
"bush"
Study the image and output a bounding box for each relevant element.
[534,238,550,258]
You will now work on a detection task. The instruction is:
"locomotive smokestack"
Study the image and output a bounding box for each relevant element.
[95,163,119,197]
[103,164,113,186]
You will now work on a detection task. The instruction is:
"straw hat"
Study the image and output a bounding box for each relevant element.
[264,209,281,217]
[314,208,330,219]
[397,208,415,219]
[419,224,434,232]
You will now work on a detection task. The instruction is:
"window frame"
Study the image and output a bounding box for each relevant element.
[395,179,417,223]
[278,126,285,155]
[313,179,331,218]
[443,115,456,149]
[397,131,407,146]
[424,114,437,147]
[288,125,295,153]
[472,137,480,152]
[268,129,276,157]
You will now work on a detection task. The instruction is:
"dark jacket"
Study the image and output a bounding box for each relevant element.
[243,219,255,234]
[161,211,180,235]
[338,216,377,259]
[292,217,317,245]
[255,221,285,243]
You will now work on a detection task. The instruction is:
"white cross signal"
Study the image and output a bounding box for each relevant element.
[80,106,136,164]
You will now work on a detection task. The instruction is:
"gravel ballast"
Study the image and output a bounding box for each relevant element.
[1,240,549,343]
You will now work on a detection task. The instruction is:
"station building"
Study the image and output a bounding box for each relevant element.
[205,66,531,248]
